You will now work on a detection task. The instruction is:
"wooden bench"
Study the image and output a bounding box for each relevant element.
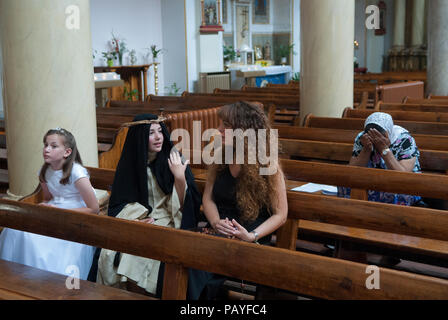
[377,81,424,103]
[304,114,448,136]
[0,259,152,300]
[214,88,299,97]
[274,126,448,151]
[377,102,448,113]
[354,72,427,85]
[174,92,300,110]
[404,97,448,105]
[279,138,448,173]
[1,192,447,299]
[343,107,448,123]
[241,85,299,95]
[23,144,448,266]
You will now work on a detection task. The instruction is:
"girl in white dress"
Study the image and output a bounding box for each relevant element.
[0,128,99,280]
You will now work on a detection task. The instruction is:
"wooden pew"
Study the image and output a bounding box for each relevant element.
[278,138,448,173]
[304,114,448,136]
[354,72,427,85]
[429,95,448,100]
[0,260,152,300]
[94,129,448,266]
[267,82,299,88]
[342,107,448,123]
[377,81,424,103]
[2,189,447,299]
[241,85,299,95]
[176,92,300,110]
[195,159,448,265]
[377,102,448,113]
[404,97,448,105]
[275,126,448,151]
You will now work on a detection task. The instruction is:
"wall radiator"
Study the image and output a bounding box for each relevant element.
[199,71,231,93]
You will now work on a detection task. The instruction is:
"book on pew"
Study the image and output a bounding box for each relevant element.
[291,183,338,195]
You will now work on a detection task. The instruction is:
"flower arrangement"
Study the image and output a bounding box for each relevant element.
[110,32,128,65]
[102,51,117,66]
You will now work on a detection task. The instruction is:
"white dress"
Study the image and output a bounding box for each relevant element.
[0,163,95,280]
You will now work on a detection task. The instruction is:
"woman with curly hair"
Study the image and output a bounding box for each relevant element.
[200,101,287,299]
[203,101,288,245]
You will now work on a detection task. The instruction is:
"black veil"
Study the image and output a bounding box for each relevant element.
[107,113,201,229]
[88,114,207,298]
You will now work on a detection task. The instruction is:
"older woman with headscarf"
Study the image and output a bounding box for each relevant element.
[338,112,422,206]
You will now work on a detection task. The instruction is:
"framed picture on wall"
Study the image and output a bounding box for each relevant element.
[253,0,269,24]
[200,0,224,33]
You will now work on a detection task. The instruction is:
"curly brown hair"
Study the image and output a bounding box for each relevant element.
[209,101,281,222]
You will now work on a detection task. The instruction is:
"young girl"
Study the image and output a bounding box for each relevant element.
[0,128,99,280]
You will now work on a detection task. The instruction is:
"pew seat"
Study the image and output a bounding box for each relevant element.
[298,221,448,268]
[0,259,152,300]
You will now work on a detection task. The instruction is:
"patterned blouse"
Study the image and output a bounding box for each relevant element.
[338,130,422,206]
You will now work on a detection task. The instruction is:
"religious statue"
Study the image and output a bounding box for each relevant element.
[264,42,271,60]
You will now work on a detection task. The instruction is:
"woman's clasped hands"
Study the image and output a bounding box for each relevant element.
[213,218,254,242]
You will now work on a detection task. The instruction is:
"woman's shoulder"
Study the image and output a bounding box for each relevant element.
[393,130,416,145]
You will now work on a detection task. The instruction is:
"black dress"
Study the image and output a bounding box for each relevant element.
[212,166,272,244]
[199,166,273,299]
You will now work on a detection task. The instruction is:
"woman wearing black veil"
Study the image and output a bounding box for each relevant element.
[89,114,206,299]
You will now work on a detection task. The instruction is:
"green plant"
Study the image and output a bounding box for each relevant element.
[165,83,181,96]
[102,51,117,61]
[277,43,296,58]
[150,45,163,58]
[292,72,300,81]
[223,45,236,62]
[123,87,140,101]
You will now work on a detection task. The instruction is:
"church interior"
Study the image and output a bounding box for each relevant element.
[0,0,447,302]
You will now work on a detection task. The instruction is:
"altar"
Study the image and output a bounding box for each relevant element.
[229,65,292,88]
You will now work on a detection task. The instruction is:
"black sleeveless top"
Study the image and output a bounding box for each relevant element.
[212,166,272,244]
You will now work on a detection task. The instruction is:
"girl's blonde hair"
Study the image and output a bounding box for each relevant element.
[39,128,83,185]
[209,101,281,222]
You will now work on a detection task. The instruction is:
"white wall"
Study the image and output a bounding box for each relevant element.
[161,0,187,94]
[90,0,164,95]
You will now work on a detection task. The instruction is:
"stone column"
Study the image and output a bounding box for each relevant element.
[411,0,426,48]
[0,0,98,197]
[427,0,448,95]
[300,0,354,121]
[392,0,407,50]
